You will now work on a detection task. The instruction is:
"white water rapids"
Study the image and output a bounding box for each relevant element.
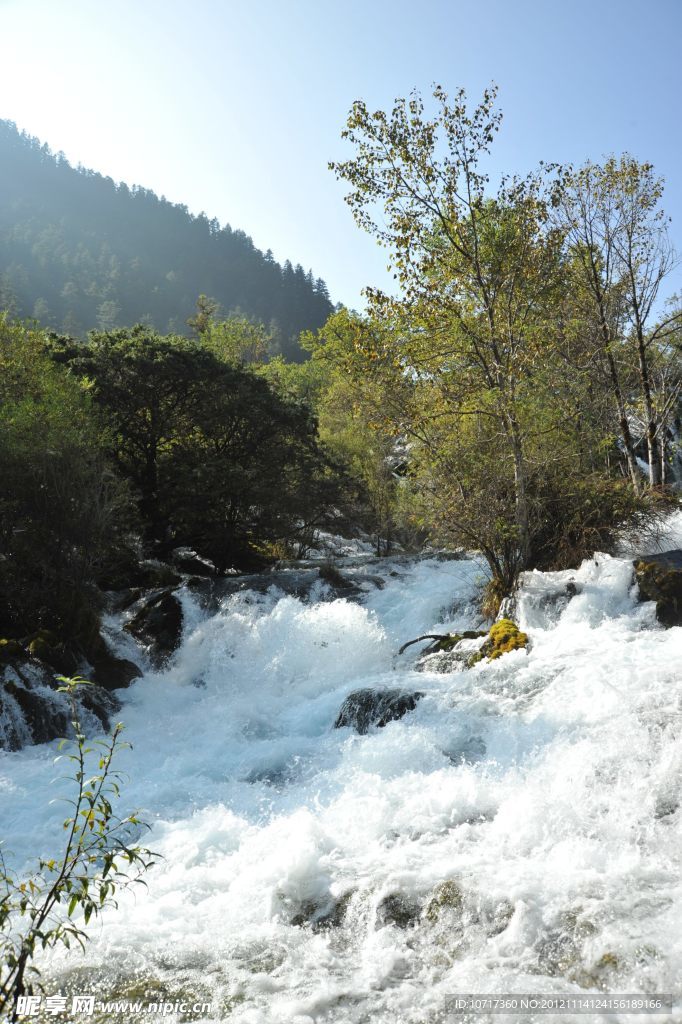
[2,524,682,1023]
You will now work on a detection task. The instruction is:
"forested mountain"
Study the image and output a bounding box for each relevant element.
[0,120,334,359]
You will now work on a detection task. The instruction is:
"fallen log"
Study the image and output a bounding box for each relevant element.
[398,634,450,656]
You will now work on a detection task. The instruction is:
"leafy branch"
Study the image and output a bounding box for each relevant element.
[0,676,159,1023]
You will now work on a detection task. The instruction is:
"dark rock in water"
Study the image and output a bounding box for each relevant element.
[287,890,355,931]
[0,639,25,662]
[124,590,183,666]
[89,646,142,690]
[170,548,216,577]
[188,569,315,610]
[376,892,421,929]
[318,564,348,588]
[110,588,143,614]
[1,650,120,750]
[634,551,682,627]
[315,890,356,930]
[245,762,299,788]
[25,631,80,676]
[637,549,682,570]
[444,735,487,765]
[188,563,383,613]
[6,677,71,746]
[334,688,424,734]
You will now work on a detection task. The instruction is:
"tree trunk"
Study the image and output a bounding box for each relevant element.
[604,349,641,492]
[506,413,531,573]
[634,332,662,486]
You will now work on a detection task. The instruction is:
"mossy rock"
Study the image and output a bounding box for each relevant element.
[425,880,464,924]
[468,618,529,665]
[487,618,529,659]
[0,639,24,662]
[635,557,682,627]
[25,633,80,674]
[27,636,52,662]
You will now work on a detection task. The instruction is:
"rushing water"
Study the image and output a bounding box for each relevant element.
[2,524,682,1024]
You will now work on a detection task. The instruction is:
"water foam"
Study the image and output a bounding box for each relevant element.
[1,551,681,1022]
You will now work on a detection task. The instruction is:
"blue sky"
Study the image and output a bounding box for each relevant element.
[1,0,681,308]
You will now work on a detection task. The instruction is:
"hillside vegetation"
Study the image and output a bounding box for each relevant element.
[0,120,333,360]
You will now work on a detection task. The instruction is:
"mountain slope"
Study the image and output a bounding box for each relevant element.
[0,120,333,359]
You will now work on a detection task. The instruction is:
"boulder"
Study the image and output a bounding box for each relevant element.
[4,676,71,746]
[89,646,142,690]
[424,880,464,924]
[468,618,529,666]
[635,551,682,627]
[376,892,421,929]
[334,688,423,734]
[124,590,183,666]
[0,639,24,662]
[1,650,120,750]
[25,630,80,676]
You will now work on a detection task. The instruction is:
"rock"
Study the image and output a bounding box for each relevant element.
[4,676,70,746]
[170,549,216,577]
[124,590,183,666]
[316,563,385,595]
[0,639,24,662]
[283,890,356,931]
[109,588,143,613]
[444,735,487,764]
[314,890,356,929]
[376,892,421,929]
[415,630,488,673]
[1,651,120,750]
[425,880,464,924]
[334,688,424,734]
[635,551,682,627]
[89,646,142,690]
[319,563,349,586]
[26,631,80,676]
[468,618,529,665]
[133,562,183,589]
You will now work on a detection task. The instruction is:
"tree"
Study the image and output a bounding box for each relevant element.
[302,310,409,555]
[557,157,681,488]
[186,293,219,336]
[201,313,271,365]
[329,86,569,590]
[51,326,345,569]
[0,317,133,643]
